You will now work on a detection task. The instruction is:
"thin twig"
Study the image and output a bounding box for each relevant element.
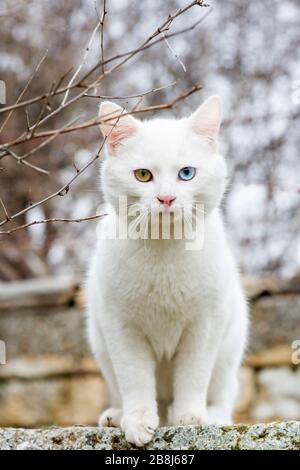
[0,197,10,221]
[100,0,107,74]
[4,148,49,175]
[79,1,209,85]
[61,19,102,106]
[0,213,106,235]
[0,1,209,116]
[0,50,48,133]
[0,144,104,227]
[162,32,187,72]
[25,108,31,132]
[0,1,209,235]
[0,109,124,228]
[1,82,176,155]
[83,81,176,100]
[28,81,56,139]
[19,115,82,161]
[0,82,202,153]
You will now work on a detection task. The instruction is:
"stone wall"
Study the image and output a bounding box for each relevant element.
[0,275,300,427]
[1,422,300,450]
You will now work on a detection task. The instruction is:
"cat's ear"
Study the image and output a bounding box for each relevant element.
[99,102,139,153]
[189,95,222,150]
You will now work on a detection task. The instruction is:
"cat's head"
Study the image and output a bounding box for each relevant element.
[99,96,227,218]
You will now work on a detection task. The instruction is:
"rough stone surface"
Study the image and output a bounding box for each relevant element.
[0,358,254,427]
[249,294,300,353]
[0,422,299,450]
[0,275,77,310]
[1,294,299,359]
[0,306,89,358]
[0,355,97,379]
[1,278,300,428]
[0,294,300,361]
[0,376,106,427]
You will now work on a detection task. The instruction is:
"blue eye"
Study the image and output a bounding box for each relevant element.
[178,166,196,181]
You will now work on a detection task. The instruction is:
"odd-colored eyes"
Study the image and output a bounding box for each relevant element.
[178,166,196,181]
[134,169,153,182]
[134,167,196,182]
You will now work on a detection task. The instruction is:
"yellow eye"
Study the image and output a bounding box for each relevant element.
[134,169,153,182]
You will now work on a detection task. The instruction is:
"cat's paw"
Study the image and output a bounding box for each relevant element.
[99,408,122,427]
[172,409,209,426]
[206,406,232,425]
[121,409,159,447]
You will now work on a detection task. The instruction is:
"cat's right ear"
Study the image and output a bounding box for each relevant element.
[189,95,222,151]
[99,102,139,154]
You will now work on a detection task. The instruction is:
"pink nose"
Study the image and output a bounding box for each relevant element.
[157,195,176,206]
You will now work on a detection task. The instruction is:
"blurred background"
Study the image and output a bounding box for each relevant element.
[0,0,300,427]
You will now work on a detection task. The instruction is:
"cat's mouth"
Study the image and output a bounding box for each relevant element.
[155,203,179,214]
[126,201,183,221]
[127,200,196,215]
[125,197,204,222]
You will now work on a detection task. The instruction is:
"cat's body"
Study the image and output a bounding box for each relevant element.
[86,97,248,446]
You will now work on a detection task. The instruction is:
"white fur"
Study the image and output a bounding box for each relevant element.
[86,96,248,447]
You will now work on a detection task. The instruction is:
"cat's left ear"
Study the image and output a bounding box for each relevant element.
[189,95,222,150]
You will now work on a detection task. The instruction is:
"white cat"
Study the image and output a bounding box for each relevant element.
[86,96,248,447]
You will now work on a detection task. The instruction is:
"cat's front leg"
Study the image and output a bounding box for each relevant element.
[171,315,224,426]
[102,318,158,447]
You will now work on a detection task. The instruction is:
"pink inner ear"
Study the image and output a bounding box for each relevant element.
[107,125,135,152]
[191,121,218,150]
[191,120,218,139]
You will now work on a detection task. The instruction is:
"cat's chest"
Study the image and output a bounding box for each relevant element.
[101,240,220,359]
[115,242,208,318]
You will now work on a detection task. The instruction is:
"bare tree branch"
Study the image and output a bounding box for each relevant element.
[100,0,107,75]
[0,50,48,133]
[61,18,102,106]
[0,109,126,229]
[4,148,50,175]
[0,213,106,236]
[83,81,177,100]
[19,115,82,162]
[0,197,10,221]
[162,32,187,73]
[0,81,202,156]
[0,1,209,116]
[0,0,208,237]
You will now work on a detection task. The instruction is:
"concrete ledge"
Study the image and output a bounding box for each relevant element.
[0,422,300,450]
